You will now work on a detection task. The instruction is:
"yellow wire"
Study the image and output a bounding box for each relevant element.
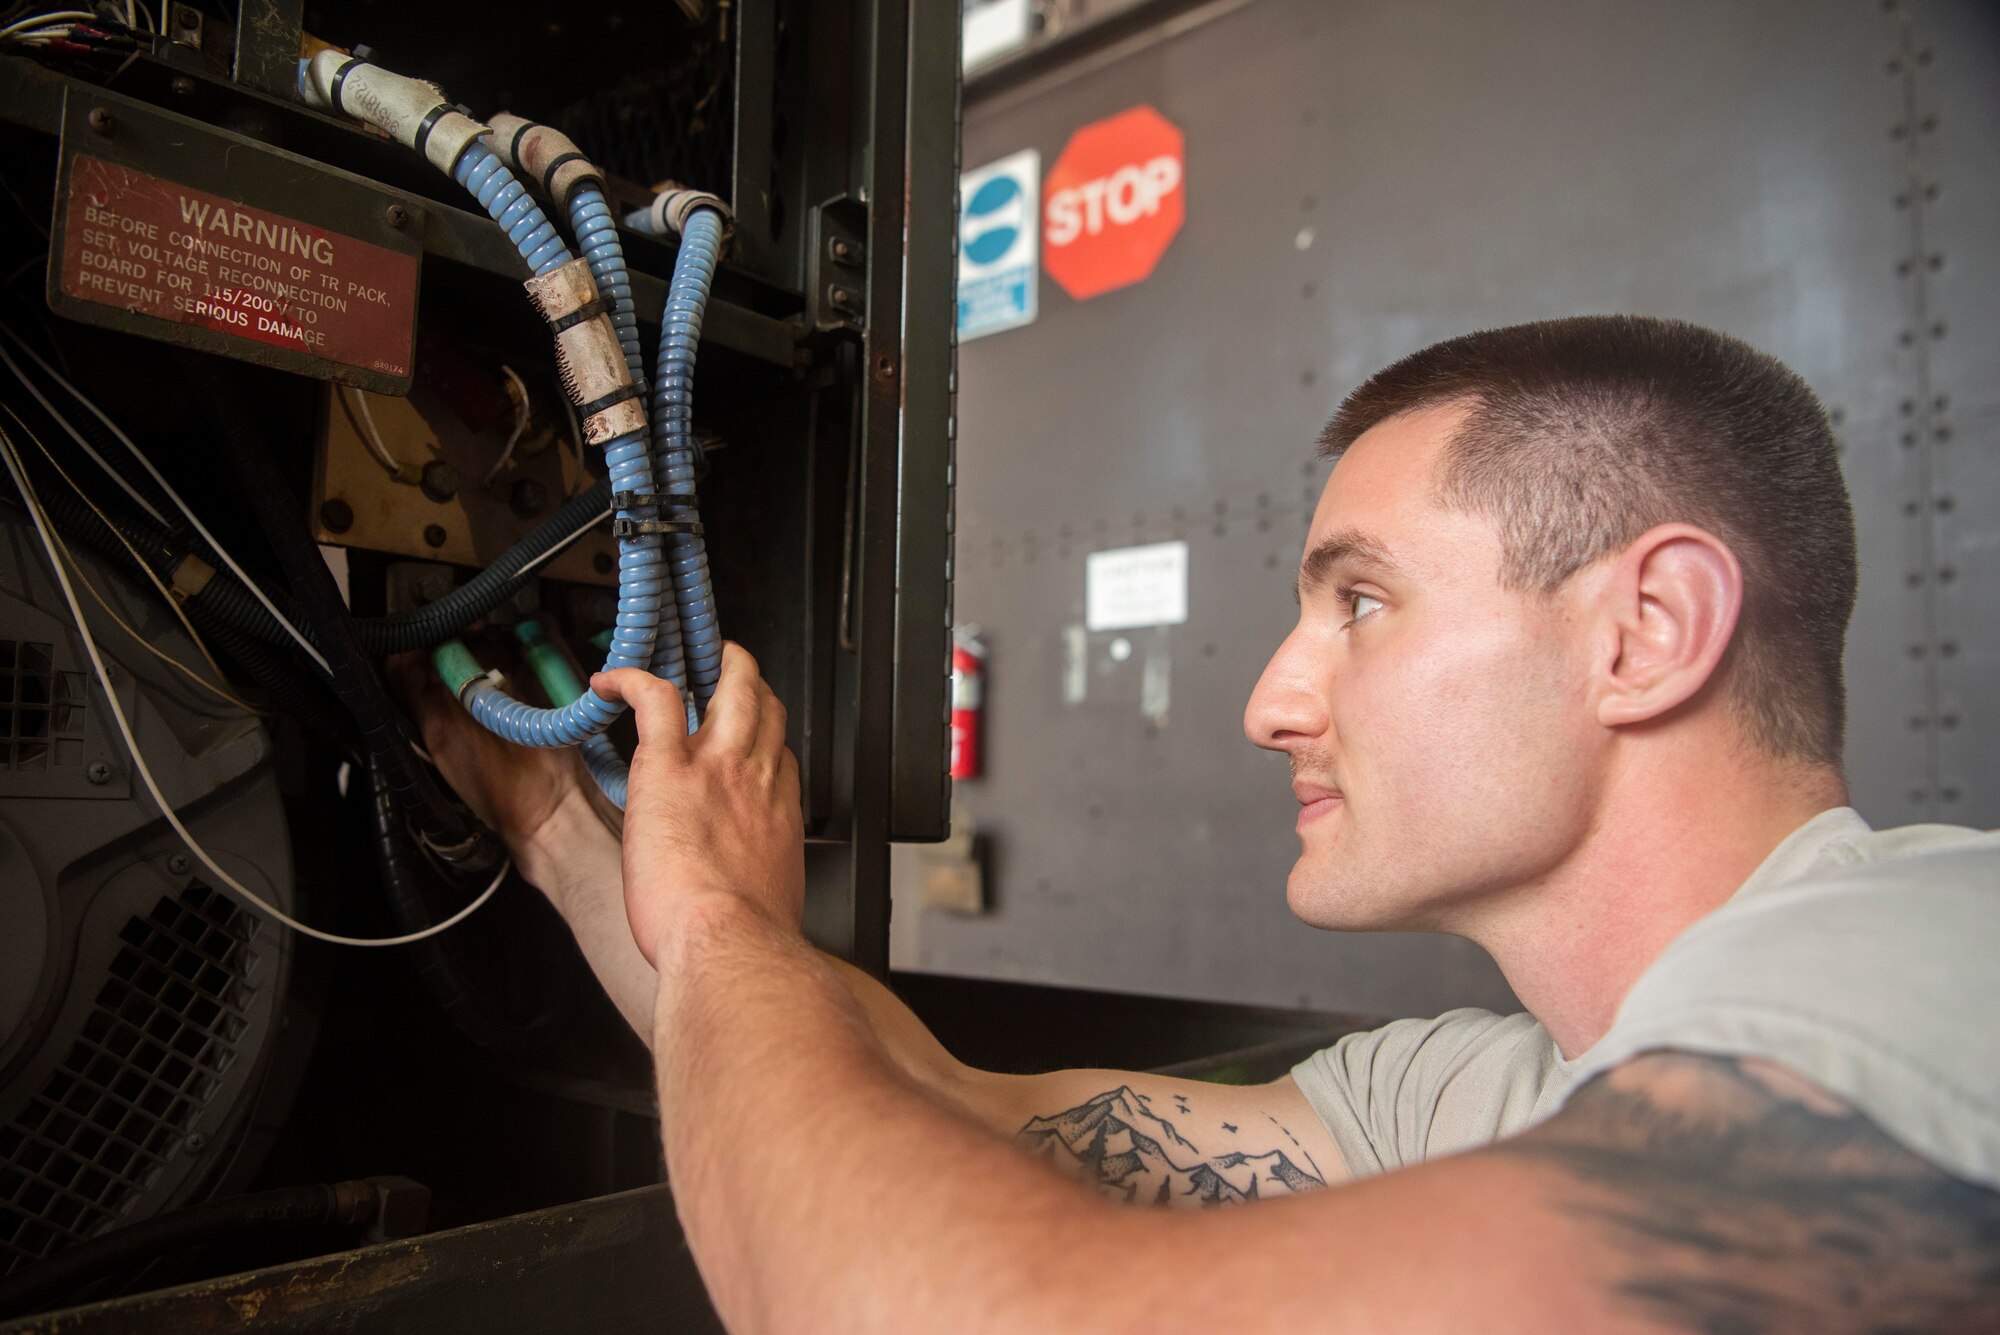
[0,403,258,713]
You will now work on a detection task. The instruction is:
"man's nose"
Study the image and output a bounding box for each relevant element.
[1244,629,1326,753]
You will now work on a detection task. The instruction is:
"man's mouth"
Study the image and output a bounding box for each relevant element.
[1292,779,1344,831]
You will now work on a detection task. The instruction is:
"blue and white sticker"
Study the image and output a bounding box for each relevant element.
[957,148,1039,342]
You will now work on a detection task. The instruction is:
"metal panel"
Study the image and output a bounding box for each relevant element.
[897,0,2000,1013]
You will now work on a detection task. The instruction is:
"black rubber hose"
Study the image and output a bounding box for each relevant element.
[369,758,522,1052]
[0,1181,380,1317]
[203,376,494,866]
[29,446,612,654]
[203,618,355,744]
[181,478,610,654]
[23,476,353,742]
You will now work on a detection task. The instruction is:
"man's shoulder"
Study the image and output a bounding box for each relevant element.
[1576,816,2000,1192]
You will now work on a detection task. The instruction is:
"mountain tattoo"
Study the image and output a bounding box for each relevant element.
[1018,1087,1326,1208]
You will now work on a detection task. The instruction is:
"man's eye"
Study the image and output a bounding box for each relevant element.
[1349,592,1384,622]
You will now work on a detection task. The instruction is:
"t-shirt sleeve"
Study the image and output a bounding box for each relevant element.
[1563,832,2000,1192]
[1291,1008,1563,1177]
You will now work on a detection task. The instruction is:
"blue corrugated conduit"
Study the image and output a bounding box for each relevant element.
[650,206,727,714]
[570,182,688,700]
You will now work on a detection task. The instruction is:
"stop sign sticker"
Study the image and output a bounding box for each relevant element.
[1042,105,1185,301]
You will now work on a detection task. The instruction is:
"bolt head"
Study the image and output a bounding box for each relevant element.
[171,76,196,97]
[422,523,448,549]
[420,460,460,503]
[86,108,114,136]
[319,498,355,533]
[167,853,190,876]
[385,203,410,230]
[86,760,112,784]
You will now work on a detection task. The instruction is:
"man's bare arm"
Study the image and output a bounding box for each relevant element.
[485,724,1343,1205]
[1485,1050,2000,1333]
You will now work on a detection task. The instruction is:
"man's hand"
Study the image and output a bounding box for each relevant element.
[387,646,606,861]
[593,644,804,967]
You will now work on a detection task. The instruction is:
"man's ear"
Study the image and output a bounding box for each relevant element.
[1592,523,1743,730]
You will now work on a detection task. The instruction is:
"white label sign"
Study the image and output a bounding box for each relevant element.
[963,0,1031,71]
[957,149,1039,342]
[1086,540,1188,632]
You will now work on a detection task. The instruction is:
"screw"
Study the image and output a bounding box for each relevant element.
[874,352,895,379]
[176,5,199,28]
[184,1131,206,1153]
[86,761,111,784]
[420,460,459,503]
[167,853,190,876]
[319,498,354,533]
[830,237,860,264]
[171,75,195,97]
[86,108,114,137]
[829,285,862,318]
[422,523,447,548]
[385,203,410,230]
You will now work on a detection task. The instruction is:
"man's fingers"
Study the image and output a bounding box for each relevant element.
[705,642,766,756]
[593,668,690,751]
[752,679,789,763]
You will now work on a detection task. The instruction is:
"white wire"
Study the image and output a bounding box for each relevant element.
[0,424,510,947]
[343,385,402,477]
[0,335,171,527]
[516,505,612,579]
[0,325,333,675]
[481,365,531,487]
[0,11,91,40]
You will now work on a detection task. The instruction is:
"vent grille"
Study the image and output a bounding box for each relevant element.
[0,884,261,1270]
[0,639,86,770]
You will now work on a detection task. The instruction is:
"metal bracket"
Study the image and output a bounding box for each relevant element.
[806,195,868,333]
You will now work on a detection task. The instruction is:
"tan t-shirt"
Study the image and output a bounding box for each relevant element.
[1292,808,2000,1188]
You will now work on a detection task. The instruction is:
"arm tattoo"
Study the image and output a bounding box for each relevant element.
[1498,1052,2000,1335]
[1016,1086,1325,1208]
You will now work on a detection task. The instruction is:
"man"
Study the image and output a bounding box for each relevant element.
[412,316,2000,1331]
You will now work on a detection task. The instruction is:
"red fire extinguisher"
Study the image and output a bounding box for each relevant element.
[950,631,985,780]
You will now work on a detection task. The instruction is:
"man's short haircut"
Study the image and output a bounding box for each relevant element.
[1319,315,1857,767]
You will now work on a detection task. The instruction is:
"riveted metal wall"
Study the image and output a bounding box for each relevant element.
[891,0,2000,1014]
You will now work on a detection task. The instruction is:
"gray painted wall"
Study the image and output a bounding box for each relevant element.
[892,0,1998,1016]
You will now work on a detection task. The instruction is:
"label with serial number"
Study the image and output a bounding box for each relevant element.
[56,153,418,380]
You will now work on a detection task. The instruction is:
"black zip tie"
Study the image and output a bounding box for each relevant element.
[412,104,453,159]
[576,385,641,417]
[549,298,611,333]
[327,56,362,113]
[613,517,705,538]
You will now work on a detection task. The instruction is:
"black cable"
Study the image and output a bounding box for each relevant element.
[18,470,353,743]
[202,372,496,868]
[0,1182,380,1318]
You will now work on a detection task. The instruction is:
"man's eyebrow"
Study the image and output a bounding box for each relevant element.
[1294,529,1405,603]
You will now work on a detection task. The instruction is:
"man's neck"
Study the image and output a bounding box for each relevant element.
[1467,746,1845,1061]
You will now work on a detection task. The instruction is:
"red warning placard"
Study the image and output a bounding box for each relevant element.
[1042,105,1186,302]
[57,154,418,379]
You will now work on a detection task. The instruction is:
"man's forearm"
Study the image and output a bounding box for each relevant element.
[517,805,978,1102]
[653,895,1115,1334]
[515,791,659,1037]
